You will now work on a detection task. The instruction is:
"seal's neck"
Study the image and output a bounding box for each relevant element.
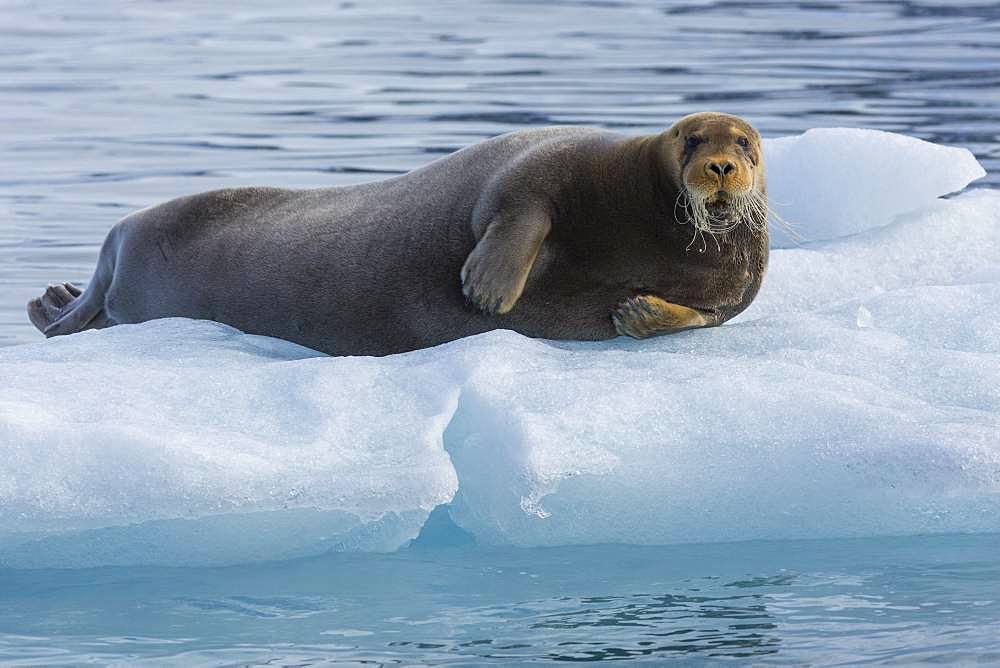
[632,132,682,204]
[597,133,678,223]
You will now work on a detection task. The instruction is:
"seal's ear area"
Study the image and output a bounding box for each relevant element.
[654,126,687,184]
[664,114,703,140]
[659,126,682,155]
[660,118,698,158]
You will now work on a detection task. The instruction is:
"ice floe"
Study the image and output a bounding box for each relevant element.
[764,128,985,246]
[0,129,996,567]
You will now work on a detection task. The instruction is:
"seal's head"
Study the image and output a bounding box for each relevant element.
[663,112,767,235]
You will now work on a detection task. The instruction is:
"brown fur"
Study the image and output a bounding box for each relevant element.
[462,111,768,340]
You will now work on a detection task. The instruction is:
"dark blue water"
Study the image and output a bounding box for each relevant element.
[2,0,1000,664]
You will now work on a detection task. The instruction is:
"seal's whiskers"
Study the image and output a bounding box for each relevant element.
[767,206,804,243]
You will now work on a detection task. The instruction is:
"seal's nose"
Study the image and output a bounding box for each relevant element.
[706,161,736,178]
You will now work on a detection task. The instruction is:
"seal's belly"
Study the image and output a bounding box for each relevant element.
[487,244,756,343]
[655,258,756,318]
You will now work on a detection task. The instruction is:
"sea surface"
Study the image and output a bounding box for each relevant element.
[2,0,1000,664]
[3,535,1000,665]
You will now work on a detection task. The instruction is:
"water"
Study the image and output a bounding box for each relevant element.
[2,0,1000,664]
[3,535,1000,665]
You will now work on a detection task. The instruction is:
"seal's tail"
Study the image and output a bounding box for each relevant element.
[27,228,118,337]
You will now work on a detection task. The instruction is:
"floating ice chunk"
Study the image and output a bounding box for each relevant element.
[0,319,458,567]
[0,135,997,567]
[764,128,986,247]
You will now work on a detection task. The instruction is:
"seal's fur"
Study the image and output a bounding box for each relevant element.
[29,112,768,356]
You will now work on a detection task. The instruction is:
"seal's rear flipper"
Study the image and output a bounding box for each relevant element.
[27,282,83,334]
[30,224,120,338]
[28,280,115,338]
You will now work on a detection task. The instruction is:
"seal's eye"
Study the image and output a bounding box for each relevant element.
[685,136,703,151]
[736,136,750,149]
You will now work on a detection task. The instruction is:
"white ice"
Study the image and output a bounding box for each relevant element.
[0,323,459,567]
[0,128,996,567]
[764,128,985,246]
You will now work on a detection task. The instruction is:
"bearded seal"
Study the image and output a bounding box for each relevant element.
[28,112,768,356]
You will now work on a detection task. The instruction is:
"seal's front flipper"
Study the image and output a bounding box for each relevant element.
[460,205,551,315]
[612,294,715,339]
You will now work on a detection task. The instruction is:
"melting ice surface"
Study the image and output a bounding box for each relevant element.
[1,129,997,568]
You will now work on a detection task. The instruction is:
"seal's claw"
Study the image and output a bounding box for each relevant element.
[45,283,78,308]
[613,294,709,339]
[460,249,524,315]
